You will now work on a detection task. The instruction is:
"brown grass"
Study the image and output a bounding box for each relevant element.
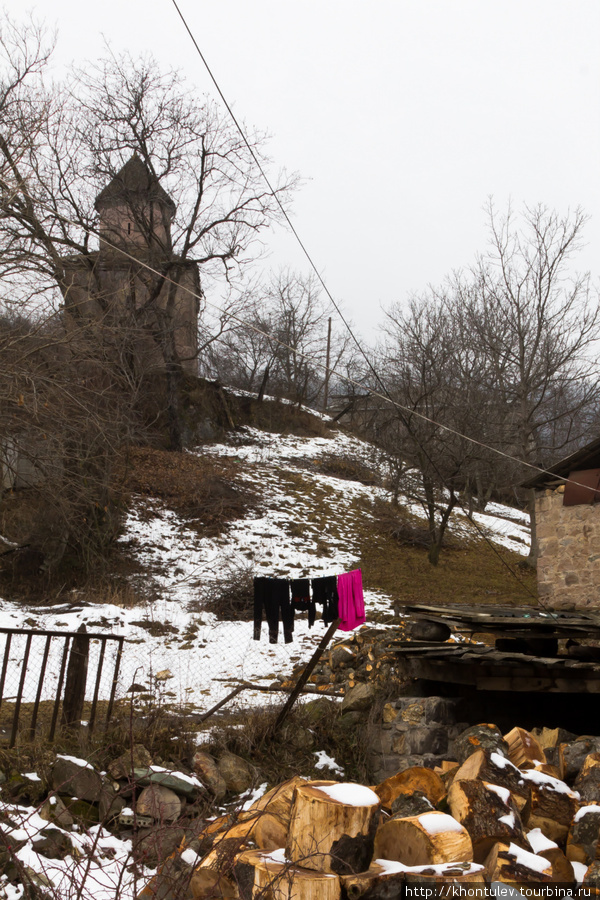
[115,446,254,535]
[357,497,537,612]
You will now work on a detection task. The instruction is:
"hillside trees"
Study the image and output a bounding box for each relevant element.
[206,269,354,407]
[377,203,599,565]
[0,14,294,572]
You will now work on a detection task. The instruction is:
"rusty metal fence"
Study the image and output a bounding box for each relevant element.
[0,625,125,746]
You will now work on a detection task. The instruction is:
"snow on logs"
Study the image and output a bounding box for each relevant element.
[373,811,473,866]
[140,724,600,899]
[285,780,380,875]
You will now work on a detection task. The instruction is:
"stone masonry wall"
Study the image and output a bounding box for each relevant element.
[536,487,600,609]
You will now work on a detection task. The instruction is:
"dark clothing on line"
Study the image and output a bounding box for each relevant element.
[311,575,339,624]
[253,576,294,644]
[291,578,316,627]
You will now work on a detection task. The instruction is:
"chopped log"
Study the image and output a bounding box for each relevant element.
[235,849,341,900]
[453,724,508,765]
[575,754,600,803]
[521,769,580,843]
[341,859,485,900]
[452,748,530,812]
[404,864,486,900]
[375,767,446,811]
[566,805,600,864]
[447,778,527,862]
[504,726,547,770]
[189,868,237,899]
[484,841,553,887]
[286,780,380,875]
[390,790,436,818]
[527,827,574,883]
[373,811,473,866]
[533,763,563,780]
[339,860,405,899]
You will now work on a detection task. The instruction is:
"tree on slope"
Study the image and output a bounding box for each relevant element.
[0,14,294,572]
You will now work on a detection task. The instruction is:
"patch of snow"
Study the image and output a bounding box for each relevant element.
[574,805,600,822]
[375,859,484,875]
[521,768,579,799]
[498,812,515,828]
[313,751,345,774]
[485,783,511,804]
[241,783,269,810]
[507,842,550,874]
[181,847,202,867]
[572,861,589,884]
[56,754,93,770]
[314,783,380,807]
[417,813,464,835]
[22,773,41,782]
[526,828,557,853]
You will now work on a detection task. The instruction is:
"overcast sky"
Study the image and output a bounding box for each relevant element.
[9,0,600,339]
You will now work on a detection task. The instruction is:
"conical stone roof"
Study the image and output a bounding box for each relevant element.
[95,155,176,215]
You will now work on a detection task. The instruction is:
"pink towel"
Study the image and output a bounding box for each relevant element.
[337,568,365,631]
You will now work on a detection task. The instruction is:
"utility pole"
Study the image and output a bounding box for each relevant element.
[323,316,332,411]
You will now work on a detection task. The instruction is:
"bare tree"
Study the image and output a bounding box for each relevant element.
[207,269,353,408]
[466,201,600,562]
[0,19,296,449]
[0,14,295,572]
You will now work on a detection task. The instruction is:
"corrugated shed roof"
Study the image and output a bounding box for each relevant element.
[95,155,176,215]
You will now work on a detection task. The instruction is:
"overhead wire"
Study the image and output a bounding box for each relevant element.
[166,0,558,602]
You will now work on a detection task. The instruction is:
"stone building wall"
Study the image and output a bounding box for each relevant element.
[536,487,600,609]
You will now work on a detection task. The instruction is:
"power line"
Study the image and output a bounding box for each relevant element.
[165,0,549,600]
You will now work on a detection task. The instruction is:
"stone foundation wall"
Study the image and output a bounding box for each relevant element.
[536,487,600,609]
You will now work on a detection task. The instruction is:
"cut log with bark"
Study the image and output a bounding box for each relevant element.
[374,767,446,811]
[452,748,530,812]
[447,778,527,862]
[566,806,600,864]
[504,726,547,770]
[521,769,580,843]
[404,864,486,900]
[340,860,485,900]
[484,841,553,887]
[189,868,238,899]
[373,811,473,866]
[527,827,574,883]
[286,781,380,875]
[339,861,405,899]
[575,754,600,804]
[235,849,341,900]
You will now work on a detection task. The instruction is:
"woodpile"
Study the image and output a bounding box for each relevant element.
[140,723,600,899]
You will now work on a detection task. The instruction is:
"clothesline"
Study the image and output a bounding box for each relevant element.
[253,568,365,644]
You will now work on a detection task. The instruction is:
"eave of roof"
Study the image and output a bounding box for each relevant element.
[522,436,600,489]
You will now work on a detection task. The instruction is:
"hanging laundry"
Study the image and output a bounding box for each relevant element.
[336,568,365,631]
[291,578,316,627]
[311,575,339,625]
[253,576,294,644]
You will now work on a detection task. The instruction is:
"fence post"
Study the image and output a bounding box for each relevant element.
[61,623,89,729]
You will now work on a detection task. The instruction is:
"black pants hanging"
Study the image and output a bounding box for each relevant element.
[253,577,294,643]
[291,578,316,627]
[311,575,339,624]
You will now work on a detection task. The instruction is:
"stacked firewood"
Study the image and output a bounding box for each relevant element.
[140,724,600,899]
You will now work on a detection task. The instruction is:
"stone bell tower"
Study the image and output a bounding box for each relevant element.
[63,155,200,375]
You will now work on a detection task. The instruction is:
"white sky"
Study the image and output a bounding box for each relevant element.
[7,0,600,339]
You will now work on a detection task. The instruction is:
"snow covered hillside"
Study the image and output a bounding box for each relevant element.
[0,423,531,719]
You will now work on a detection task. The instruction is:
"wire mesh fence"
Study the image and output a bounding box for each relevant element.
[0,606,336,744]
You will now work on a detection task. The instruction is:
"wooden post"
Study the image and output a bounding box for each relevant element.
[272,619,339,733]
[323,317,332,411]
[61,623,89,729]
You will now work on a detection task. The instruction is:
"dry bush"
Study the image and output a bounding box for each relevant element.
[201,563,254,622]
[116,446,254,534]
[318,452,379,486]
[371,498,433,548]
